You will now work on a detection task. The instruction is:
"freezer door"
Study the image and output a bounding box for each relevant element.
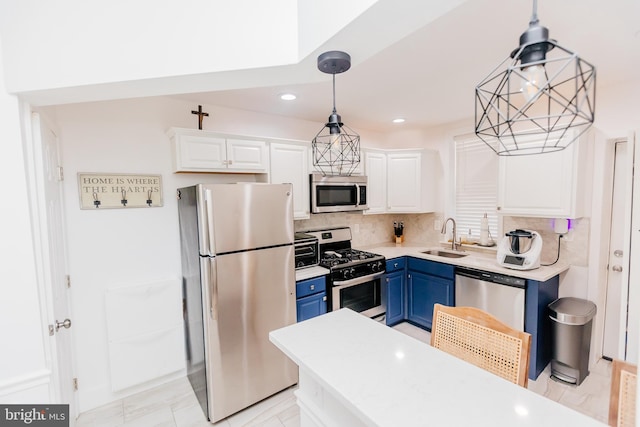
[203,244,298,423]
[198,183,294,255]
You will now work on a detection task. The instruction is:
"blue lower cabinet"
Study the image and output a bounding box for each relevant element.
[296,276,327,322]
[407,267,454,330]
[386,257,407,326]
[385,270,405,326]
[296,292,327,322]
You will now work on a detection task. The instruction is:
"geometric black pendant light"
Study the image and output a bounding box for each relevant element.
[475,0,596,156]
[312,51,361,175]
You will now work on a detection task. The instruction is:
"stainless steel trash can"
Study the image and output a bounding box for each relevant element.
[548,297,597,385]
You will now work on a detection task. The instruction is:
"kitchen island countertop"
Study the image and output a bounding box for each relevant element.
[269,309,605,427]
[360,242,570,282]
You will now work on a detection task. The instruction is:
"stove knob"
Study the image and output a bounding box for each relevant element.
[377,261,384,271]
[342,269,351,280]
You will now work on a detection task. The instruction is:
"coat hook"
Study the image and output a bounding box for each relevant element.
[93,192,101,208]
[121,190,128,207]
[146,190,153,207]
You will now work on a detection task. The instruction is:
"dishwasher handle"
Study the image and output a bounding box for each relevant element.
[455,266,525,288]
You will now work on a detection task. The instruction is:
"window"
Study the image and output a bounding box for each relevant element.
[454,135,498,243]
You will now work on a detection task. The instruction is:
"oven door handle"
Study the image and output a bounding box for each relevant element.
[332,271,385,287]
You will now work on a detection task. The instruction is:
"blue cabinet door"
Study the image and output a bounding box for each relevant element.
[407,270,453,330]
[385,270,405,326]
[296,292,327,322]
[296,276,327,322]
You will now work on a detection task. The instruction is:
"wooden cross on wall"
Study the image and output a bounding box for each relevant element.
[191,105,209,130]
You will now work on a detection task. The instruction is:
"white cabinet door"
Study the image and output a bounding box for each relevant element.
[387,152,422,212]
[497,134,588,218]
[227,139,268,172]
[269,142,310,219]
[169,128,269,173]
[364,149,436,214]
[364,151,387,214]
[174,133,226,171]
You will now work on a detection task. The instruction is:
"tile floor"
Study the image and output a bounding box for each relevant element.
[76,321,611,426]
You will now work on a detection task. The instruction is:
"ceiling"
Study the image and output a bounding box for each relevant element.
[171,0,640,134]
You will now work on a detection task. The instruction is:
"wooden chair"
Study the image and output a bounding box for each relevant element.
[609,359,637,427]
[430,304,531,387]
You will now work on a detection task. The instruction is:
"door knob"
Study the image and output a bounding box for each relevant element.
[55,318,72,332]
[612,265,623,272]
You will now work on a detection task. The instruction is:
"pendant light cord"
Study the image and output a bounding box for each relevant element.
[541,234,562,266]
[332,73,337,114]
[529,0,539,25]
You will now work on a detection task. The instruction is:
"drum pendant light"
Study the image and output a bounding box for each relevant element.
[312,51,361,176]
[475,0,596,156]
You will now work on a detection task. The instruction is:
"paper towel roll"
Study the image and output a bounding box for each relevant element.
[480,214,489,246]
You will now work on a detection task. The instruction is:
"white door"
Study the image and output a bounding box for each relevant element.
[33,113,77,421]
[602,139,634,359]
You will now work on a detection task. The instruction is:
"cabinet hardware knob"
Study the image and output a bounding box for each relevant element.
[612,265,623,272]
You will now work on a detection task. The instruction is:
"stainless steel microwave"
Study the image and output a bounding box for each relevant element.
[310,173,368,213]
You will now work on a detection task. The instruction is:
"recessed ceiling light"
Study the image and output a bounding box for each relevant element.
[392,118,405,123]
[280,93,296,101]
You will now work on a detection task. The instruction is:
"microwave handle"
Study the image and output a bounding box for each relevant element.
[355,184,361,207]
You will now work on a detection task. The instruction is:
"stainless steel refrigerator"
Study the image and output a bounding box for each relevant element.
[177,183,298,423]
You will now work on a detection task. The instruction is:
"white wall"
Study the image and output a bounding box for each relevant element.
[0,41,51,402]
[0,0,298,94]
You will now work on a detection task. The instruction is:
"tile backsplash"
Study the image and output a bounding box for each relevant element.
[296,213,589,268]
[502,216,589,267]
[295,212,442,248]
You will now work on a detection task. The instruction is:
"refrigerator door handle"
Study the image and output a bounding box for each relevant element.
[202,257,218,320]
[198,187,215,257]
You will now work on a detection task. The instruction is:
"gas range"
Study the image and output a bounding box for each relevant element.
[320,248,386,281]
[302,227,385,277]
[302,227,386,318]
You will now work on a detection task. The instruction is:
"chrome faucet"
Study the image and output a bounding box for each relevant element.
[441,218,459,251]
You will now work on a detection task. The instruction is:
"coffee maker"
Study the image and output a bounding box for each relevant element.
[496,229,542,270]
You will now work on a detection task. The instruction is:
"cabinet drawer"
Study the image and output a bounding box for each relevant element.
[296,276,326,298]
[386,257,406,273]
[407,257,454,279]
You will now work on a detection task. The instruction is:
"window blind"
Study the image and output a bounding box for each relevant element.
[455,136,498,242]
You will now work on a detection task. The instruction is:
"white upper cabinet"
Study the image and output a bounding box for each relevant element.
[365,148,437,214]
[269,141,311,220]
[364,151,387,214]
[497,130,592,218]
[168,127,268,173]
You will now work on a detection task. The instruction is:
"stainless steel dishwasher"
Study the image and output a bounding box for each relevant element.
[455,267,526,331]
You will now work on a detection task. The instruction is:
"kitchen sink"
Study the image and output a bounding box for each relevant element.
[421,249,468,258]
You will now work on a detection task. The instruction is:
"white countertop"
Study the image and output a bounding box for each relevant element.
[360,242,569,282]
[295,265,330,282]
[269,309,605,427]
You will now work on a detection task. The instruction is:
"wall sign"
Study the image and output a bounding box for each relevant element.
[78,173,163,209]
